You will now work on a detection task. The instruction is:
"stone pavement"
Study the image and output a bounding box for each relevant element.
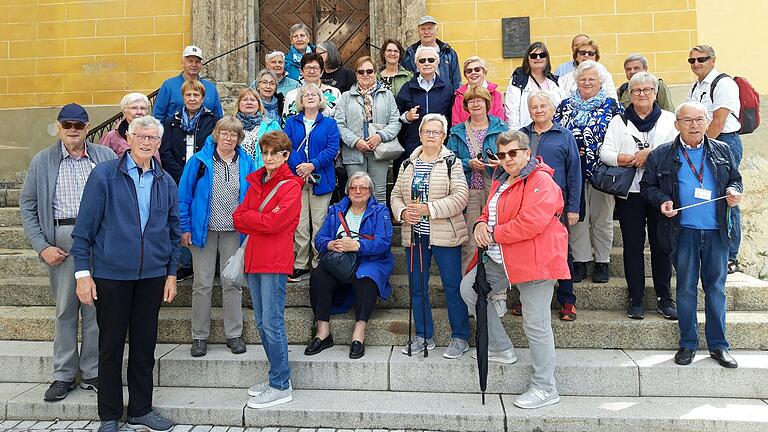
[0,422,431,432]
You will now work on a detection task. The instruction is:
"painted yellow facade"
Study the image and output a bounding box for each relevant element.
[0,0,192,109]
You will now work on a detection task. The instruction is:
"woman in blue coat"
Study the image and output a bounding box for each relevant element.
[177,116,257,357]
[305,172,394,359]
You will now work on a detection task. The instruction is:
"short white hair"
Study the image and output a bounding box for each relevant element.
[415,45,439,61]
[418,113,448,135]
[345,171,375,195]
[128,116,164,137]
[120,92,150,110]
[265,50,285,63]
[674,101,708,118]
[527,90,557,108]
[629,72,659,92]
[574,60,607,84]
[295,83,327,112]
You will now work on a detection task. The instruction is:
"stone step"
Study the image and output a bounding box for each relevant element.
[2,384,767,431]
[2,306,767,350]
[3,341,767,399]
[3,272,767,312]
[0,189,19,208]
[0,208,21,227]
[0,227,29,249]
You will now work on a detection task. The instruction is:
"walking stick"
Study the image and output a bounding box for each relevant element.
[407,223,415,357]
[417,230,428,357]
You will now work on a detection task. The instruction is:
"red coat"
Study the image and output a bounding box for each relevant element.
[233,163,303,275]
[471,159,570,284]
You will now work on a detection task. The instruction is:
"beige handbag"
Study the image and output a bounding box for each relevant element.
[371,123,404,161]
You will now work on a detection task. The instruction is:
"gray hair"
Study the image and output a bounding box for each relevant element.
[295,83,327,112]
[256,69,278,84]
[127,115,164,137]
[527,90,557,109]
[265,50,285,63]
[418,113,448,135]
[574,60,607,84]
[290,23,311,38]
[316,40,343,70]
[415,45,439,61]
[496,130,530,149]
[675,101,708,118]
[691,44,716,58]
[623,54,648,69]
[345,171,375,195]
[120,92,150,110]
[629,71,659,92]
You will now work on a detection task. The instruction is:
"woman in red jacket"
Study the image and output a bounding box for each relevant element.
[232,131,303,410]
[460,130,569,410]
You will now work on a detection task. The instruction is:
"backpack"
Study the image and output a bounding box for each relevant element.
[699,73,760,134]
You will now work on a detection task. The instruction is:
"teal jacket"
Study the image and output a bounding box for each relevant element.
[445,114,509,184]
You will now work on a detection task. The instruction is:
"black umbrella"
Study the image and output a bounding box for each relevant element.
[473,247,492,405]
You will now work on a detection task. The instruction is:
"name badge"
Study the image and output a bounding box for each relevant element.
[694,187,712,201]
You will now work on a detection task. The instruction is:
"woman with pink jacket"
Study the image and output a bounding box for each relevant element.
[451,56,505,126]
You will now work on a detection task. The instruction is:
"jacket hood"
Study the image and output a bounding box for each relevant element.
[246,162,302,188]
[454,81,499,97]
[493,156,552,183]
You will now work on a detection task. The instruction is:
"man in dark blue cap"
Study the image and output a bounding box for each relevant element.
[20,103,117,401]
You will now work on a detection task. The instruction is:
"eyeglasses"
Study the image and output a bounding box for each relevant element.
[528,52,548,59]
[464,66,483,74]
[219,132,239,140]
[303,65,321,71]
[263,150,288,159]
[418,57,437,64]
[630,88,655,96]
[576,50,597,57]
[315,49,327,55]
[677,117,708,125]
[356,68,375,75]
[495,148,528,160]
[577,78,599,84]
[301,93,319,99]
[421,130,443,137]
[60,121,87,130]
[348,186,370,192]
[688,56,711,64]
[467,98,486,105]
[131,133,161,143]
[258,80,276,87]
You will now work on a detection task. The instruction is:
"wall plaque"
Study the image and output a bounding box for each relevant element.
[502,17,530,58]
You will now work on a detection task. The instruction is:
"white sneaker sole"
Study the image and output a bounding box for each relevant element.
[471,351,518,364]
[443,346,470,359]
[513,394,560,409]
[126,422,173,432]
[247,394,293,409]
[401,344,435,355]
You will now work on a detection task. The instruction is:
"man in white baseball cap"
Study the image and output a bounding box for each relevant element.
[401,15,462,91]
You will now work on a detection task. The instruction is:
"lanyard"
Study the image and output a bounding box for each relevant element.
[680,146,705,186]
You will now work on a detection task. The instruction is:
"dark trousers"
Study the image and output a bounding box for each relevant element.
[310,266,378,322]
[615,192,672,305]
[556,249,576,305]
[94,276,165,421]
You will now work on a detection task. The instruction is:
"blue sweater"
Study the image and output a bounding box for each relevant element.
[445,115,508,184]
[285,112,340,196]
[177,140,256,247]
[71,153,181,280]
[153,73,224,123]
[677,146,718,230]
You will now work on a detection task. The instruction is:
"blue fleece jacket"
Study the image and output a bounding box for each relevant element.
[285,44,315,82]
[71,153,181,280]
[445,114,509,184]
[285,111,340,196]
[153,73,224,123]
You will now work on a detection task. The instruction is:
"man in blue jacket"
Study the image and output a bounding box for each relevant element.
[402,16,462,92]
[153,45,224,123]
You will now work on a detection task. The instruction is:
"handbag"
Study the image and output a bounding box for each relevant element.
[319,209,374,283]
[221,179,290,289]
[371,122,404,161]
[588,163,636,197]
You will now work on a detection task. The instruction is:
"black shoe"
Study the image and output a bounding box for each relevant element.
[349,340,365,359]
[191,339,207,357]
[227,337,247,354]
[177,267,194,282]
[657,298,678,320]
[710,348,738,368]
[727,259,741,274]
[43,380,76,401]
[572,262,587,283]
[627,303,644,320]
[79,376,98,393]
[288,268,310,283]
[304,334,334,356]
[674,348,696,365]
[592,262,610,283]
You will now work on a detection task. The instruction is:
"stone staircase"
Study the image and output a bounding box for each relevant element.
[1,185,768,431]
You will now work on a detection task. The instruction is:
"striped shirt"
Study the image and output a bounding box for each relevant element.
[486,182,511,263]
[52,143,95,219]
[209,152,240,231]
[411,159,435,235]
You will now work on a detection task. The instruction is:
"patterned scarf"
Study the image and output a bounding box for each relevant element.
[358,82,379,123]
[261,97,280,123]
[180,108,203,134]
[237,111,262,132]
[568,89,608,128]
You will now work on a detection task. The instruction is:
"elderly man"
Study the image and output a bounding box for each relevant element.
[401,15,461,91]
[554,33,590,77]
[618,54,675,111]
[153,45,224,123]
[686,44,744,274]
[259,50,300,96]
[20,103,117,402]
[72,115,180,432]
[640,102,742,369]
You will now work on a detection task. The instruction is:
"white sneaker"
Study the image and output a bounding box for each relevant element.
[247,380,269,397]
[471,348,518,364]
[247,385,293,409]
[514,386,560,409]
[443,338,469,359]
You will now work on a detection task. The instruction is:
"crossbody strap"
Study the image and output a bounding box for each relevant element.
[258,180,290,212]
[337,209,375,240]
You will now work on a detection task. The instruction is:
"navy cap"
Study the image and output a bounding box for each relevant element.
[57,103,89,123]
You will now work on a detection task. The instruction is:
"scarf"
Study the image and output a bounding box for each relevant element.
[568,89,608,128]
[237,111,262,132]
[261,97,280,123]
[358,82,379,123]
[180,108,203,134]
[626,102,662,133]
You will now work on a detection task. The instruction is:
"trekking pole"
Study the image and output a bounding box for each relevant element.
[417,230,428,358]
[407,223,415,357]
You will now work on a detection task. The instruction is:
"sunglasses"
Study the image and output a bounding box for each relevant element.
[61,121,87,130]
[528,52,548,59]
[495,148,528,160]
[687,56,711,64]
[356,68,375,75]
[464,66,483,74]
[418,57,437,64]
[577,50,597,57]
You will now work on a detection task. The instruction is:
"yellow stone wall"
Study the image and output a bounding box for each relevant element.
[0,0,192,109]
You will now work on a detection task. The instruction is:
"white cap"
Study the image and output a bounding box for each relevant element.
[182,45,203,60]
[418,15,437,26]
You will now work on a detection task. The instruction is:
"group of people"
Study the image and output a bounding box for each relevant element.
[19,14,746,432]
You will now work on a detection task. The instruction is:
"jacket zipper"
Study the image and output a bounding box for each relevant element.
[125,171,145,278]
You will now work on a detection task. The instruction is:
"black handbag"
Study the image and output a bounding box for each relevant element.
[319,210,372,283]
[589,163,636,197]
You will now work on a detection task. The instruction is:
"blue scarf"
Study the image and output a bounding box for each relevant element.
[626,102,662,133]
[568,89,608,128]
[237,111,262,132]
[261,97,280,123]
[180,108,203,134]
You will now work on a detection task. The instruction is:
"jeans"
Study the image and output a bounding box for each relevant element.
[673,228,729,351]
[405,233,470,340]
[247,272,291,390]
[717,132,742,261]
[179,246,192,270]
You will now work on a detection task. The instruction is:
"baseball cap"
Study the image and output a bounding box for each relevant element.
[418,15,438,26]
[57,103,89,123]
[182,45,204,60]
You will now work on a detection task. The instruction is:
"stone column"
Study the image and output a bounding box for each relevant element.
[370,0,425,51]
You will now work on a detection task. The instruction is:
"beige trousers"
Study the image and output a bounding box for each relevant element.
[294,183,332,270]
[569,183,615,263]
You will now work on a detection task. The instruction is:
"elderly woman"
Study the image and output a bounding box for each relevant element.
[557,39,618,101]
[283,53,342,119]
[506,42,563,130]
[316,40,356,93]
[601,72,678,320]
[254,69,285,125]
[305,172,394,359]
[227,87,281,169]
[100,92,151,157]
[284,83,340,282]
[391,113,470,358]
[377,39,413,96]
[445,86,508,273]
[178,116,257,357]
[285,23,314,82]
[394,45,454,182]
[263,50,300,96]
[519,90,581,320]
[233,130,302,409]
[452,56,505,126]
[335,56,401,203]
[461,130,569,409]
[554,60,623,292]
